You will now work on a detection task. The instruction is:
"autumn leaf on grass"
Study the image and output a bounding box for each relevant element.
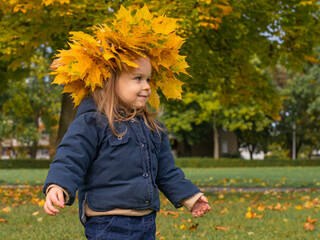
[245,207,263,219]
[303,198,319,209]
[1,206,11,213]
[304,216,317,231]
[273,203,287,211]
[0,218,7,223]
[159,209,179,219]
[180,223,199,230]
[219,208,228,215]
[257,205,265,212]
[32,211,39,216]
[38,199,45,207]
[218,194,225,200]
[215,226,229,231]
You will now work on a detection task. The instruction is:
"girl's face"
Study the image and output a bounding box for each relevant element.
[117,56,152,109]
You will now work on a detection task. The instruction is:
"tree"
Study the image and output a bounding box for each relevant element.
[0,51,61,158]
[2,0,320,156]
[274,51,320,159]
[0,0,126,145]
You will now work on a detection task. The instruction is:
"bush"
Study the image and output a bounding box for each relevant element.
[1,158,320,169]
[174,157,320,168]
[0,159,51,169]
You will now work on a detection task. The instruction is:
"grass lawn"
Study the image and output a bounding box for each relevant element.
[0,167,319,188]
[0,186,319,239]
[183,167,320,188]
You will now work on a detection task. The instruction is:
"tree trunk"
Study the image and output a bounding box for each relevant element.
[248,144,254,160]
[30,141,38,159]
[56,93,77,146]
[213,115,219,159]
[30,114,39,159]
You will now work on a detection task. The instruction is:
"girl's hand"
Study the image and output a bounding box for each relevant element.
[44,187,65,216]
[191,196,211,218]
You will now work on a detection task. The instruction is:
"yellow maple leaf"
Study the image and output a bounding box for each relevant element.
[118,53,139,68]
[134,4,153,23]
[148,81,160,109]
[115,5,133,23]
[116,19,132,37]
[61,81,87,106]
[171,56,190,76]
[85,63,104,91]
[153,15,178,35]
[103,50,117,62]
[70,31,97,44]
[157,74,183,100]
[159,51,178,69]
[165,35,184,50]
[51,73,70,85]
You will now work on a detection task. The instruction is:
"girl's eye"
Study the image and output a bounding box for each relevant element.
[135,77,141,81]
[147,79,151,83]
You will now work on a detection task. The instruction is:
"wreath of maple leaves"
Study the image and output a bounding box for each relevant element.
[49,4,189,108]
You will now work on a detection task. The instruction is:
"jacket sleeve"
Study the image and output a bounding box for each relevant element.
[155,132,200,208]
[43,113,103,205]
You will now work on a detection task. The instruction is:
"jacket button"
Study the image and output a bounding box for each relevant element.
[143,173,149,177]
[145,201,149,205]
[140,143,144,147]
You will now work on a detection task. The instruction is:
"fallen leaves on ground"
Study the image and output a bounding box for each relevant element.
[245,207,263,219]
[180,222,199,230]
[215,226,229,231]
[0,186,45,218]
[304,216,317,231]
[159,209,179,219]
[0,186,44,207]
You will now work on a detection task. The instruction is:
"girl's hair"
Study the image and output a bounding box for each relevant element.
[90,68,164,137]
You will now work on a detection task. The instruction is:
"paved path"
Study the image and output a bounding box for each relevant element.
[1,185,319,193]
[200,187,320,192]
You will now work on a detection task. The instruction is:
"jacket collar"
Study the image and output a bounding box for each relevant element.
[75,97,97,118]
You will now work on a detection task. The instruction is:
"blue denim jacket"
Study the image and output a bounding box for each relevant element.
[43,98,200,225]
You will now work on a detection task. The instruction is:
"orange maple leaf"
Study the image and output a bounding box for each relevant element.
[0,218,7,223]
[304,216,317,231]
[215,226,228,231]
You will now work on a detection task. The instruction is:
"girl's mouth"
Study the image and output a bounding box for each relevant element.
[138,95,148,99]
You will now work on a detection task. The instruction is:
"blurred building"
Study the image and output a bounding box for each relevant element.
[172,128,239,158]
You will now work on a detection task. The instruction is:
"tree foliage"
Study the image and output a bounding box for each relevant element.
[0,51,61,158]
[1,0,320,158]
[275,48,320,158]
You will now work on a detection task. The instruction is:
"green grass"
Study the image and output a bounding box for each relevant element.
[183,167,320,188]
[0,187,319,239]
[0,169,48,185]
[1,167,320,188]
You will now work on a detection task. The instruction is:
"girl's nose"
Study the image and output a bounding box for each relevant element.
[142,81,151,90]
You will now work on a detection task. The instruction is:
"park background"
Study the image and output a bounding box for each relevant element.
[0,0,319,239]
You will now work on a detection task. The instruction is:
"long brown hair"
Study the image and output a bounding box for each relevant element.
[90,68,164,137]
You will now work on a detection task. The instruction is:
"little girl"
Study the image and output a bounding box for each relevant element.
[43,5,210,240]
